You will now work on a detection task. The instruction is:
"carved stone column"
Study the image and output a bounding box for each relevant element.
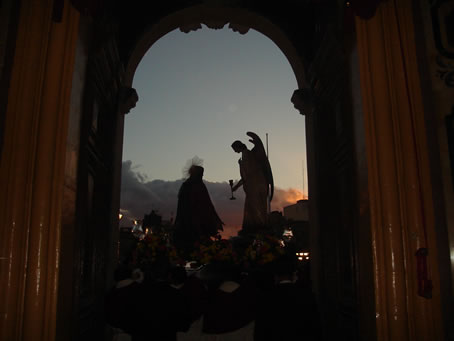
[356,1,444,340]
[291,87,321,299]
[0,2,79,341]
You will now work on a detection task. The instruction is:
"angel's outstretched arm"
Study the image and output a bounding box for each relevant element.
[232,179,243,192]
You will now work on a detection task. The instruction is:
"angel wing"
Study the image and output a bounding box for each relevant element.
[246,131,274,201]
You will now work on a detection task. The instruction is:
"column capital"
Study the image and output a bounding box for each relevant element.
[291,88,314,116]
[118,86,138,114]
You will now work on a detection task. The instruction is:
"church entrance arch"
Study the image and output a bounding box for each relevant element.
[123,5,307,88]
[115,4,367,341]
[1,2,449,341]
[58,2,373,340]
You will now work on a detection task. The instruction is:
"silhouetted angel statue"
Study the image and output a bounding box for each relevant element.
[173,158,224,257]
[231,132,274,234]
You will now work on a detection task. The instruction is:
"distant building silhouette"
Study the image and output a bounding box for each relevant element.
[283,199,308,222]
[283,199,310,251]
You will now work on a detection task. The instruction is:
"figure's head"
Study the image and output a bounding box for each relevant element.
[231,140,246,153]
[189,165,204,179]
[183,156,204,179]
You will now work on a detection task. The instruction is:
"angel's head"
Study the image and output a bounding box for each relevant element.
[231,140,247,153]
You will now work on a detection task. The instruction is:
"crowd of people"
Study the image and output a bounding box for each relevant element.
[105,252,321,341]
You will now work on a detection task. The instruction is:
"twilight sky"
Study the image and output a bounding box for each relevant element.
[121,25,308,235]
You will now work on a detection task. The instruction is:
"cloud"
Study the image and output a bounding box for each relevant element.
[120,161,303,237]
[120,160,182,221]
[271,187,304,212]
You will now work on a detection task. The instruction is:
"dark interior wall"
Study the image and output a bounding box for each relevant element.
[57,14,93,341]
[67,12,129,340]
[57,11,126,340]
[302,4,375,340]
[346,28,376,341]
[0,0,21,156]
[412,1,454,340]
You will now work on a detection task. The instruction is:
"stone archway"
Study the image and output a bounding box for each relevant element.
[119,0,322,294]
[117,0,341,331]
[95,3,365,341]
[124,5,306,89]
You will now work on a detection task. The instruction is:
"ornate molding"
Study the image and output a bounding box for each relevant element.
[88,17,124,111]
[444,105,454,190]
[430,0,454,87]
[435,55,454,87]
[291,88,314,116]
[228,22,250,34]
[69,0,104,16]
[430,0,454,59]
[347,0,384,20]
[118,86,138,114]
[180,19,249,35]
[180,22,203,33]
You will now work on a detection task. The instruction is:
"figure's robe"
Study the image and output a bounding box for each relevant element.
[174,177,223,254]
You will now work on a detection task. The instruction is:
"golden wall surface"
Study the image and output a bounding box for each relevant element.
[0,2,79,340]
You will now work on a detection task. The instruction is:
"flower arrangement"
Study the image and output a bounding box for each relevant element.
[129,231,287,274]
[131,232,185,269]
[190,237,241,266]
[243,234,286,268]
[189,234,286,270]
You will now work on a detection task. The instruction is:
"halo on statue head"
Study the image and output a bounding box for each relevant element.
[182,156,204,179]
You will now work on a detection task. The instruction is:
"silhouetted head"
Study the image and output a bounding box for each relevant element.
[189,165,204,179]
[231,140,246,153]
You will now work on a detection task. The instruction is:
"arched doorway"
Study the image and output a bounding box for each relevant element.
[123,6,307,88]
[69,3,371,340]
[2,1,448,341]
[120,25,305,239]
